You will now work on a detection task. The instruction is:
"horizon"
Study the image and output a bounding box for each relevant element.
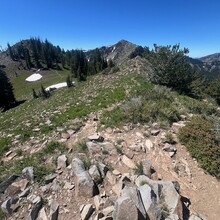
[1,0,220,58]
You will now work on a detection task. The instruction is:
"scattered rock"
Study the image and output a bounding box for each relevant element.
[57,155,67,169]
[88,134,104,142]
[89,165,102,184]
[38,207,48,220]
[11,178,29,191]
[0,174,19,193]
[162,143,177,152]
[50,200,59,220]
[61,132,70,139]
[22,167,34,182]
[80,204,95,220]
[26,196,42,220]
[1,197,20,214]
[121,155,135,169]
[112,196,139,220]
[74,170,98,197]
[45,174,57,184]
[145,139,154,151]
[151,129,160,136]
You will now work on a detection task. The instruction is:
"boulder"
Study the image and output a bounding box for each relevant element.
[71,158,85,175]
[27,196,42,220]
[138,184,157,220]
[1,197,20,214]
[38,207,48,220]
[0,174,19,193]
[122,186,146,219]
[89,165,102,184]
[75,171,98,197]
[112,196,139,220]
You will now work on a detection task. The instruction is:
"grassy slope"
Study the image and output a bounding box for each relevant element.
[0,62,219,180]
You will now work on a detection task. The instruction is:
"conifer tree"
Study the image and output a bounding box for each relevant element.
[24,48,32,69]
[0,69,16,110]
[32,88,38,99]
[66,75,73,88]
[40,85,50,98]
[7,43,14,60]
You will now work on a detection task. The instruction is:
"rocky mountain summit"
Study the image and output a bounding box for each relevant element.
[1,110,219,220]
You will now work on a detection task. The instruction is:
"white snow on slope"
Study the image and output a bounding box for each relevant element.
[45,82,74,91]
[25,73,42,82]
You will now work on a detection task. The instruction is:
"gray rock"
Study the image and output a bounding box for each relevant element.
[72,158,85,175]
[145,139,154,151]
[122,186,146,219]
[100,142,117,155]
[138,184,157,220]
[57,155,67,169]
[26,196,42,220]
[38,207,48,220]
[22,166,34,182]
[45,173,57,184]
[86,141,102,155]
[61,132,70,139]
[112,196,139,220]
[97,163,108,178]
[162,143,177,152]
[0,174,19,193]
[80,204,95,220]
[1,197,20,214]
[89,165,102,183]
[18,187,31,198]
[143,160,155,177]
[151,130,160,136]
[75,171,98,197]
[88,134,104,142]
[121,155,135,169]
[50,200,59,220]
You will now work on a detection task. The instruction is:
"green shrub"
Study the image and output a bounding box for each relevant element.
[134,162,144,176]
[179,115,220,178]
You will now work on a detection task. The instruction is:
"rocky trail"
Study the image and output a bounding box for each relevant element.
[0,111,220,220]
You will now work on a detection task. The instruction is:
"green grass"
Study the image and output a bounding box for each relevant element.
[0,141,67,184]
[12,68,71,100]
[0,137,10,157]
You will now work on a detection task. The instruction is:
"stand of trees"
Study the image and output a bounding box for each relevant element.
[7,38,110,82]
[129,44,220,103]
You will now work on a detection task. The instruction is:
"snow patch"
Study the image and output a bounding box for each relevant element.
[25,73,42,82]
[45,82,74,91]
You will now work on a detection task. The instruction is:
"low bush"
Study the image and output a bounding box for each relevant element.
[179,115,220,178]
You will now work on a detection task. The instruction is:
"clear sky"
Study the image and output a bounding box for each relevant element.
[0,0,219,57]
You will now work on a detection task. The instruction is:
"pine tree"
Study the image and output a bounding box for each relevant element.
[40,85,50,99]
[0,69,16,110]
[32,88,38,98]
[24,48,32,69]
[7,43,14,60]
[66,75,73,88]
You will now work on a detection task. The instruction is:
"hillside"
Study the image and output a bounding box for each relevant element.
[0,39,220,220]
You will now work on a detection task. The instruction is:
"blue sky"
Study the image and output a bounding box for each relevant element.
[0,0,219,57]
